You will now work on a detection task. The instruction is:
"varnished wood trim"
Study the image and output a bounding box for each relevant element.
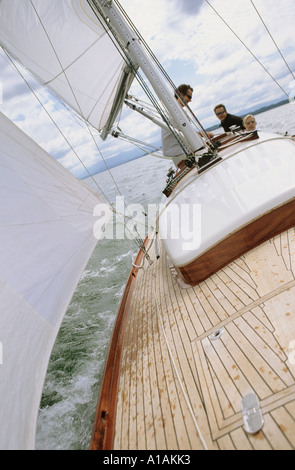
[177,198,295,286]
[89,239,148,450]
[215,130,259,151]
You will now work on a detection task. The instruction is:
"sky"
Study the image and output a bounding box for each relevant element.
[0,0,295,177]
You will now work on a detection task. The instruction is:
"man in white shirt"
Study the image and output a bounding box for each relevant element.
[161,84,214,167]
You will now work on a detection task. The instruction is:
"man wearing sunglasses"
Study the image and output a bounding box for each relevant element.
[214,103,245,132]
[161,84,214,167]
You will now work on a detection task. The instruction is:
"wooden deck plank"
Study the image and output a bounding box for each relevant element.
[191,340,220,448]
[156,244,208,449]
[201,335,248,414]
[280,231,292,272]
[212,270,248,312]
[286,400,295,419]
[230,427,254,450]
[288,228,295,276]
[222,264,259,303]
[132,269,150,450]
[155,257,192,449]
[171,280,202,342]
[164,260,203,406]
[151,262,180,450]
[243,311,288,362]
[190,284,216,331]
[248,430,273,450]
[262,413,293,450]
[262,288,295,380]
[217,324,274,400]
[115,277,138,449]
[270,406,295,447]
[243,242,294,297]
[207,360,236,420]
[204,276,236,320]
[94,226,295,450]
[143,245,173,449]
[232,317,293,389]
[198,281,229,323]
[249,305,274,332]
[230,259,258,289]
[112,288,134,449]
[217,434,235,450]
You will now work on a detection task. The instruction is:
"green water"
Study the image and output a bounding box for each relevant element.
[36,154,171,449]
[36,104,295,449]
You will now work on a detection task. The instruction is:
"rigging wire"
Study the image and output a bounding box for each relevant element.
[250,0,295,82]
[205,0,291,98]
[5,57,152,240]
[28,0,153,251]
[84,0,176,247]
[112,129,162,156]
[114,0,212,144]
[114,0,177,91]
[29,1,122,197]
[88,0,209,157]
[3,48,153,236]
[1,51,151,240]
[1,47,112,203]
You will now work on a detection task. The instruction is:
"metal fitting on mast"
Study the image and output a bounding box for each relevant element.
[92,0,208,158]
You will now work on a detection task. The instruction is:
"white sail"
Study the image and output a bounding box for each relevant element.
[0,111,105,449]
[0,0,131,134]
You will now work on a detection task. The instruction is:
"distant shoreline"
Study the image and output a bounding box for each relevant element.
[206,99,289,132]
[82,99,290,178]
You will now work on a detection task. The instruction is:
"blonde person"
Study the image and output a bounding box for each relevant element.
[243,114,257,131]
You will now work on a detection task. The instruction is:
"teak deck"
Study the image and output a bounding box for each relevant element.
[91,227,295,450]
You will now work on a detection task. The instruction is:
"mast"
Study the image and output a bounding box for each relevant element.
[88,0,207,158]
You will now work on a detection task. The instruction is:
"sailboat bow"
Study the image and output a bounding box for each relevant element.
[1,0,295,451]
[87,1,295,451]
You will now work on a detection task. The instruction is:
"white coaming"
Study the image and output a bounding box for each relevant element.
[159,132,295,267]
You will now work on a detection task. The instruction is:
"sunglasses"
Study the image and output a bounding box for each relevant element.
[216,110,226,116]
[184,93,192,101]
[246,120,256,124]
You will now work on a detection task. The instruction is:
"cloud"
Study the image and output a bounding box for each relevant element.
[170,0,204,16]
[1,0,295,177]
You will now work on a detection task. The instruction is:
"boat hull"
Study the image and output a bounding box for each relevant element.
[177,196,295,286]
[159,133,295,284]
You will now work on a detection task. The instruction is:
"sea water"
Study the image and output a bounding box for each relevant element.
[36,103,295,450]
[36,148,172,450]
